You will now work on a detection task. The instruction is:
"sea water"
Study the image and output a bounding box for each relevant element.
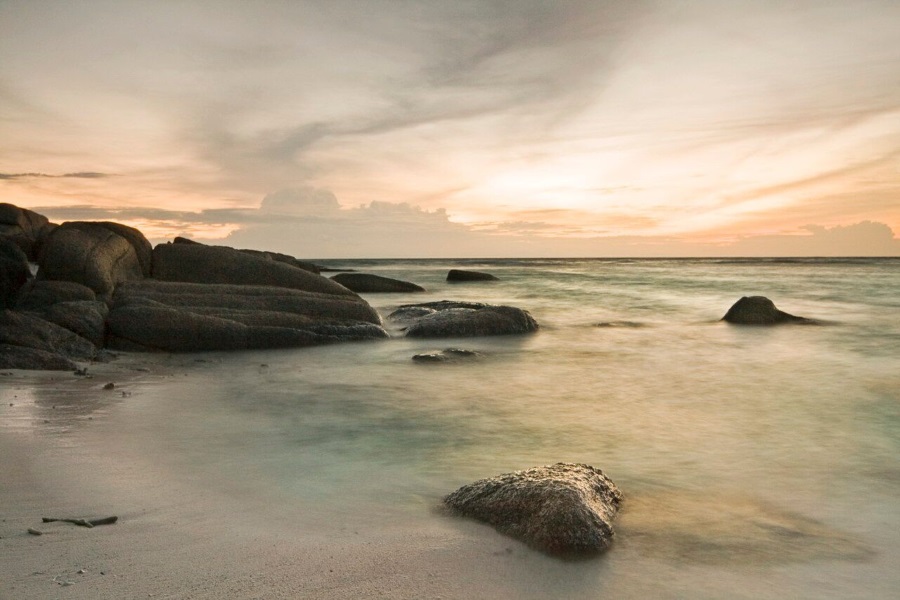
[4,258,899,598]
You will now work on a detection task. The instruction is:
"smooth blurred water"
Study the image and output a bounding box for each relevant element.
[4,258,900,598]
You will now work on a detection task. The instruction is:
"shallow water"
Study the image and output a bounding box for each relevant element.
[3,258,900,598]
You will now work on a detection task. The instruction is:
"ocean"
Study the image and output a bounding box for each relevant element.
[3,257,899,598]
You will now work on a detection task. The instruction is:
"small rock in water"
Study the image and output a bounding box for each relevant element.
[103,382,115,390]
[27,528,42,536]
[412,348,482,363]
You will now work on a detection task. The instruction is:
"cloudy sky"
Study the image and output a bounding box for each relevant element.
[1,0,898,257]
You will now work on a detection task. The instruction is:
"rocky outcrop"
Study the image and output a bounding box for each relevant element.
[390,301,538,338]
[1,237,32,309]
[37,221,148,297]
[331,273,426,293]
[16,280,97,310]
[107,280,386,352]
[443,463,622,559]
[0,203,55,259]
[722,296,815,325]
[447,269,499,282]
[173,237,320,274]
[27,300,109,347]
[152,243,348,295]
[0,309,97,368]
[0,344,77,371]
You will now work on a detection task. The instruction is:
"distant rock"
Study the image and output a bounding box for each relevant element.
[722,296,815,325]
[37,221,149,297]
[444,463,623,558]
[390,300,538,338]
[447,269,499,282]
[1,237,31,309]
[0,202,55,259]
[412,348,481,363]
[152,243,348,295]
[331,273,426,293]
[16,280,97,310]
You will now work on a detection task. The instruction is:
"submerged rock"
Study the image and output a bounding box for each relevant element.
[331,272,426,293]
[390,300,538,338]
[722,296,815,325]
[444,463,622,558]
[447,269,499,282]
[412,348,481,363]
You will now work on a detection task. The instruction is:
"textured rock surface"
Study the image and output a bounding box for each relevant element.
[1,237,32,308]
[107,280,386,352]
[152,243,349,295]
[0,309,97,362]
[447,269,499,282]
[0,202,55,259]
[331,272,426,293]
[16,280,97,310]
[37,221,147,296]
[722,296,814,325]
[0,343,77,370]
[390,301,538,338]
[444,463,622,558]
[27,300,109,347]
[412,348,481,363]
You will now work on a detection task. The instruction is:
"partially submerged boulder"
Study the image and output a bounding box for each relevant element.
[444,463,622,558]
[722,296,814,325]
[331,273,425,293]
[152,243,349,295]
[447,269,499,282]
[107,280,386,352]
[37,221,148,297]
[390,301,538,338]
[412,348,481,363]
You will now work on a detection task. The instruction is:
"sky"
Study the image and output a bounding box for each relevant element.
[1,0,898,257]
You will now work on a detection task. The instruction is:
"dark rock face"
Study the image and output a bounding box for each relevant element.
[0,203,55,259]
[412,348,481,363]
[16,280,97,310]
[239,248,320,274]
[27,300,109,347]
[1,237,32,309]
[0,343,77,371]
[444,463,622,558]
[390,301,538,338]
[37,221,148,297]
[722,296,813,325]
[447,269,499,282]
[152,243,348,295]
[107,280,386,352]
[0,309,97,364]
[331,273,426,293]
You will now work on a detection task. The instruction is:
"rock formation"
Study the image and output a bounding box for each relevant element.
[331,272,426,293]
[447,269,499,282]
[390,300,538,338]
[722,296,815,325]
[444,463,622,558]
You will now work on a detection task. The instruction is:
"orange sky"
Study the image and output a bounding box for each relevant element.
[1,1,898,257]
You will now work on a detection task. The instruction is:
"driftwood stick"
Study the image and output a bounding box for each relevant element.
[41,516,118,527]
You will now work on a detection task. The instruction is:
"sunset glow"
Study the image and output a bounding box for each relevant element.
[1,0,898,257]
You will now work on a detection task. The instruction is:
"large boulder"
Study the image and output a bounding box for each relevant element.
[331,273,426,293]
[447,269,499,282]
[1,237,32,308]
[444,463,623,558]
[151,243,351,295]
[37,221,148,297]
[0,344,77,371]
[27,300,109,347]
[722,296,814,325]
[0,309,97,363]
[172,237,320,274]
[16,280,97,310]
[0,203,55,259]
[390,301,538,338]
[106,280,387,352]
